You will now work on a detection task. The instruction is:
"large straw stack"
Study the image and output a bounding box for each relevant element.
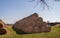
[12,13,51,34]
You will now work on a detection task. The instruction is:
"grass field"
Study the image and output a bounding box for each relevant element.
[0,26,60,38]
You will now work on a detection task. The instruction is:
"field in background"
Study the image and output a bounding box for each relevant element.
[0,25,60,38]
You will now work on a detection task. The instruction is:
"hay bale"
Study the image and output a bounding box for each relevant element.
[0,23,3,28]
[12,13,51,34]
[41,22,51,32]
[55,24,60,28]
[0,19,10,35]
[0,28,7,35]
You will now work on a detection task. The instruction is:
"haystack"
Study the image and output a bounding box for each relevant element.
[41,22,51,32]
[0,19,10,35]
[55,24,60,28]
[12,13,51,34]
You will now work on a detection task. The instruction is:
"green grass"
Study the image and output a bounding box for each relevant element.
[0,26,60,38]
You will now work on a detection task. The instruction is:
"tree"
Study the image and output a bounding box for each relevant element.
[55,0,60,1]
[30,0,60,8]
[30,0,49,8]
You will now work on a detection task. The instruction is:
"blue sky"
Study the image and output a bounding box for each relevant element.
[0,0,60,24]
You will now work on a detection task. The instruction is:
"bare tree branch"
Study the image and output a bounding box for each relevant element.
[40,0,49,7]
[34,1,40,8]
[30,0,49,8]
[55,0,60,2]
[29,0,35,2]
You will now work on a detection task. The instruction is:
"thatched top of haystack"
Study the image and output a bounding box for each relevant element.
[0,19,6,28]
[30,13,38,17]
[17,13,39,23]
[0,19,4,23]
